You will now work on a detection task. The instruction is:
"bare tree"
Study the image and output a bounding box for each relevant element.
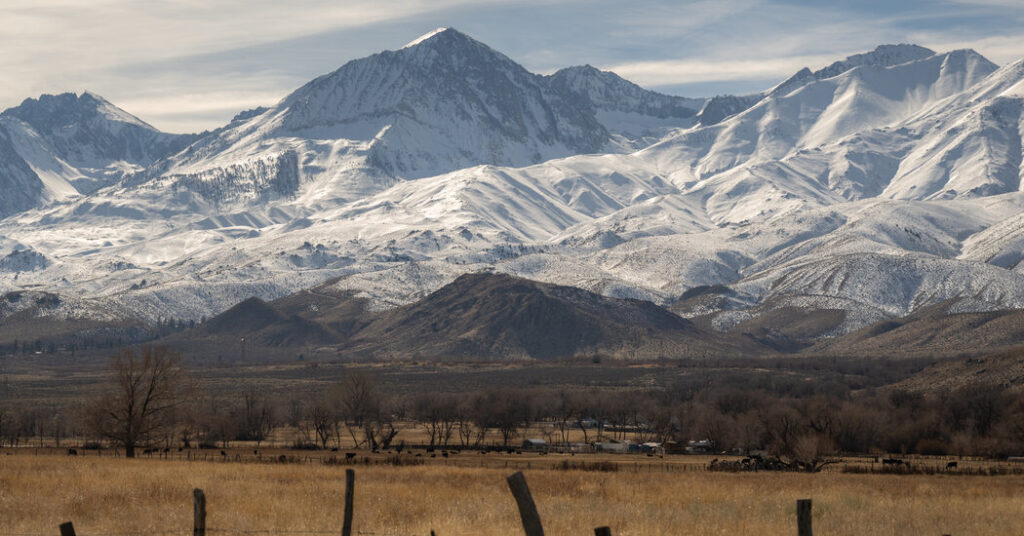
[86,346,189,458]
[788,432,839,472]
[480,390,529,446]
[240,389,276,448]
[412,392,458,448]
[309,403,335,449]
[328,369,397,450]
[454,394,477,447]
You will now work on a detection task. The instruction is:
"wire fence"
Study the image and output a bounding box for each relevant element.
[41,469,633,536]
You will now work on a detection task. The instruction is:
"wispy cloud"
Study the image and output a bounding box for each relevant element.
[605,55,838,87]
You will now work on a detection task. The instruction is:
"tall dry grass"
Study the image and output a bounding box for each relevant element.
[2,455,1023,535]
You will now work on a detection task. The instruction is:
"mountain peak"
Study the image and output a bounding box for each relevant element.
[401,27,454,49]
[557,64,602,75]
[820,44,936,77]
[395,27,489,56]
[771,44,939,97]
[846,44,935,66]
[547,64,703,124]
[3,91,155,132]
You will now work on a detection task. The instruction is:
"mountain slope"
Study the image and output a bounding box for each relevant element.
[645,47,998,209]
[1,35,1024,356]
[142,28,708,210]
[810,301,1024,358]
[694,44,948,127]
[0,92,199,219]
[343,272,764,360]
[547,64,704,146]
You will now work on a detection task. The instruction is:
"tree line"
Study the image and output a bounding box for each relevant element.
[4,346,1024,464]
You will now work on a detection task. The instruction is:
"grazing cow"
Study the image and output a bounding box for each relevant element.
[278,454,288,463]
[946,461,958,469]
[220,450,227,457]
[882,458,904,466]
[67,448,78,456]
[345,452,357,459]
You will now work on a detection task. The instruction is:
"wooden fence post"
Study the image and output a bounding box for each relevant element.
[797,499,812,536]
[194,488,206,536]
[342,469,355,536]
[507,471,544,536]
[595,527,612,536]
[59,522,76,536]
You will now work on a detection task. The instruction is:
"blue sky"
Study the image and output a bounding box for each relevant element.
[4,0,1023,133]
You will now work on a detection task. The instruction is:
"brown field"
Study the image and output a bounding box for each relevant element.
[3,454,1024,535]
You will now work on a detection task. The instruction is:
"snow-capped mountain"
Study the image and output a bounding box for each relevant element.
[137,28,704,211]
[2,29,1024,355]
[546,64,706,146]
[0,92,198,219]
[695,44,949,127]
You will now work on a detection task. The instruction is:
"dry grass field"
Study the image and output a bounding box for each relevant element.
[3,455,1024,535]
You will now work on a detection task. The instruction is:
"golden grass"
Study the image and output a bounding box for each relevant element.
[2,455,1024,535]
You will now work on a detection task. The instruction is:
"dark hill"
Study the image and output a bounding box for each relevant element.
[893,345,1024,393]
[164,291,364,356]
[342,272,765,360]
[806,300,1024,358]
[200,297,286,334]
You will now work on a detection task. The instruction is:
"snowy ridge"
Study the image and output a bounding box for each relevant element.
[402,28,450,49]
[0,92,198,218]
[1,33,1024,347]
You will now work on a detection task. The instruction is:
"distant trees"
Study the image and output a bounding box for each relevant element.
[325,369,397,450]
[239,389,277,448]
[7,347,1024,463]
[411,393,458,448]
[85,346,189,458]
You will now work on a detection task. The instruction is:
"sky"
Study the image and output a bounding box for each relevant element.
[4,0,1024,134]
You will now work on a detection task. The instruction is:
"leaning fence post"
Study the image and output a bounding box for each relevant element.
[59,522,76,536]
[797,499,812,536]
[595,527,612,536]
[194,488,206,536]
[506,471,544,536]
[342,469,355,536]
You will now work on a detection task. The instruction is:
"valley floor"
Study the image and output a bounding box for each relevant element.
[2,454,1023,535]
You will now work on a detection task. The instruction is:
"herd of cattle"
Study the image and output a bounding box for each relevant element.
[708,455,960,472]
